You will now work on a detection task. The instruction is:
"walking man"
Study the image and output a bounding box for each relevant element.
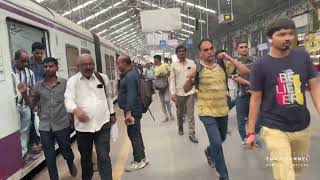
[31,57,77,180]
[154,55,174,122]
[65,54,116,180]
[184,39,250,180]
[170,45,198,143]
[247,18,320,180]
[233,42,261,147]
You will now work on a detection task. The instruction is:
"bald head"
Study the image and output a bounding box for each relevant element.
[116,55,132,73]
[118,55,132,64]
[78,53,95,78]
[78,54,94,65]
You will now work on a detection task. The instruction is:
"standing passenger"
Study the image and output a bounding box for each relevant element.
[170,45,198,143]
[65,54,116,180]
[13,49,35,161]
[28,42,46,153]
[116,55,149,172]
[144,62,155,94]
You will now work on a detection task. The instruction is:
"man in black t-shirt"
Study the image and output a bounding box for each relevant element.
[247,18,320,180]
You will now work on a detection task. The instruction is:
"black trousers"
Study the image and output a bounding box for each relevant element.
[40,128,74,180]
[77,122,112,180]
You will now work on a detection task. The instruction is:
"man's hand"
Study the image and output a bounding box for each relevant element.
[171,94,177,102]
[33,106,39,113]
[125,111,133,125]
[18,83,28,95]
[186,66,196,80]
[73,108,89,122]
[246,134,255,149]
[220,52,233,61]
[110,114,117,124]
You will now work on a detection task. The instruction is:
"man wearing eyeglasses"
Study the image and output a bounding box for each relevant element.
[233,42,261,147]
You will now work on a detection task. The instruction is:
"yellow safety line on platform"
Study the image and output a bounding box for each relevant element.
[112,136,131,180]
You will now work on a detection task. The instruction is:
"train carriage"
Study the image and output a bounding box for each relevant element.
[0,0,139,179]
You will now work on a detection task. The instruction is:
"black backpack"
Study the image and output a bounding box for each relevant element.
[137,72,153,113]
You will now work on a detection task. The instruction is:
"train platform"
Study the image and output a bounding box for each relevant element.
[33,93,320,180]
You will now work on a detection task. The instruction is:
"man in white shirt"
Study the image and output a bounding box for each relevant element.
[170,45,198,143]
[64,54,116,180]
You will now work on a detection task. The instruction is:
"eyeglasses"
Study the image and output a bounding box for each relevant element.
[80,63,95,68]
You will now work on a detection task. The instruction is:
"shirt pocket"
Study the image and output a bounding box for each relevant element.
[96,86,107,100]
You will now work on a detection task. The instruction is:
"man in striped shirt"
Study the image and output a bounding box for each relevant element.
[13,49,35,160]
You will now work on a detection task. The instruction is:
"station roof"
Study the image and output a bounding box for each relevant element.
[35,0,298,57]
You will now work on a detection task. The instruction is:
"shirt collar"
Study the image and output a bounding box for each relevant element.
[41,77,61,88]
[200,60,217,69]
[79,72,96,80]
[29,56,43,65]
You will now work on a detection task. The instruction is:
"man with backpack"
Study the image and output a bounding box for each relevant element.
[170,45,198,143]
[184,39,250,180]
[116,55,149,172]
[154,55,174,122]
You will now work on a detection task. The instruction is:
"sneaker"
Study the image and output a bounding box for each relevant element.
[67,162,78,177]
[255,140,262,148]
[204,148,215,168]
[125,161,147,172]
[189,135,199,143]
[241,139,248,148]
[142,158,149,165]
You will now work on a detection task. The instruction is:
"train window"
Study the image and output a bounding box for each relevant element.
[66,45,79,77]
[105,54,112,79]
[81,48,91,54]
[110,56,116,80]
[7,19,50,59]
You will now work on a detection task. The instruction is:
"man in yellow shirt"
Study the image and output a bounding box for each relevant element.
[154,55,174,122]
[184,39,250,180]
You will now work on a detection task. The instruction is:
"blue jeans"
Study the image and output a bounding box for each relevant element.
[200,116,229,180]
[40,128,74,180]
[17,106,31,157]
[227,95,235,110]
[127,112,146,162]
[236,95,261,141]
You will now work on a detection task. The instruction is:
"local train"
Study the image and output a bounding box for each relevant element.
[0,0,142,179]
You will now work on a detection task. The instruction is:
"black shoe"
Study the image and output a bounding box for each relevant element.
[178,130,184,135]
[68,162,78,177]
[204,148,215,168]
[178,127,184,135]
